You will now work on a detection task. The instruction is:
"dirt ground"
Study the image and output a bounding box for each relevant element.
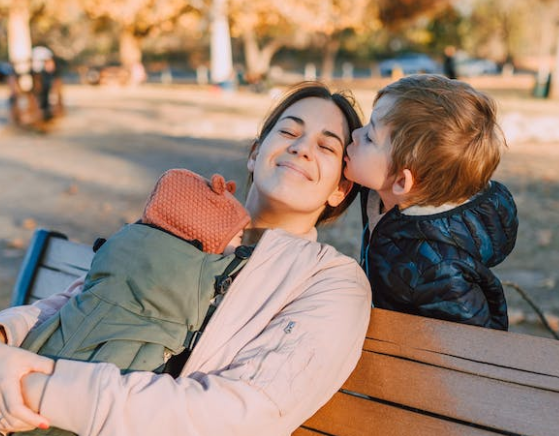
[1,81,559,339]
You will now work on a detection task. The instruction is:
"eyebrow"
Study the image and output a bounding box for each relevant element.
[279,115,344,148]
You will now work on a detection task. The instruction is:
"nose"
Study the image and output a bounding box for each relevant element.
[288,137,314,160]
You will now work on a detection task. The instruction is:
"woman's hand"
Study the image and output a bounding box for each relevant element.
[0,343,53,433]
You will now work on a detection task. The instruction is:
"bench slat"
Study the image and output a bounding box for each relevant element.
[300,391,497,436]
[29,267,84,301]
[41,236,93,275]
[342,350,559,436]
[368,308,559,377]
[12,230,93,307]
[366,338,559,392]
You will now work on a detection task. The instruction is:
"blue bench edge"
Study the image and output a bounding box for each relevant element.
[11,229,68,307]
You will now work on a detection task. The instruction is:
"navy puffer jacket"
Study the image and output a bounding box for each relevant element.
[361,181,518,330]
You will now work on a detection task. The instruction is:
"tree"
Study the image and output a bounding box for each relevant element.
[210,0,233,84]
[79,0,202,83]
[451,0,559,99]
[461,0,531,64]
[229,0,380,81]
[277,0,381,80]
[4,0,33,76]
[377,0,449,25]
[29,0,93,63]
[426,5,463,54]
[534,0,559,99]
[376,0,452,50]
[229,0,297,82]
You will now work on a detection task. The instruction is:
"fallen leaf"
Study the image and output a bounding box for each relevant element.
[544,313,559,332]
[65,183,79,195]
[537,229,553,247]
[6,238,25,249]
[21,218,37,230]
[508,309,525,325]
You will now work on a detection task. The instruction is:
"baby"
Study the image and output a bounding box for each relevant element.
[21,169,252,374]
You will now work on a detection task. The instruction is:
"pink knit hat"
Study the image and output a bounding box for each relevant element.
[142,169,251,254]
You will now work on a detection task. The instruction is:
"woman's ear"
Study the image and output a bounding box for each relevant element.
[392,168,414,197]
[327,179,353,207]
[247,142,259,173]
[247,157,255,173]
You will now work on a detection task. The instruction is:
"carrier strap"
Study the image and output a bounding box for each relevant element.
[162,244,255,378]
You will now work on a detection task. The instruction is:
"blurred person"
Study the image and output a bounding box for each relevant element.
[31,46,57,120]
[443,45,458,79]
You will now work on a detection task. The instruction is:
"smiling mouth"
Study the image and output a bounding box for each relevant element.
[277,162,312,180]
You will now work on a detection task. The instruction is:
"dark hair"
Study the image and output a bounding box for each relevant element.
[375,74,506,206]
[248,81,363,225]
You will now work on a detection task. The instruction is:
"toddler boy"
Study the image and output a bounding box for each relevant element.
[344,74,518,330]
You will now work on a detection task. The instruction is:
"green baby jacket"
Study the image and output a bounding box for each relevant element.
[21,223,244,373]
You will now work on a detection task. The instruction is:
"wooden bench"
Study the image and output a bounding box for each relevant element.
[11,229,559,436]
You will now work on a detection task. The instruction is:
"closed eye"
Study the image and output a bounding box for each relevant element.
[319,143,336,153]
[280,129,297,137]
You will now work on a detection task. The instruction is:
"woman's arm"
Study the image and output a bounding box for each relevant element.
[0,277,86,434]
[19,262,371,436]
[0,275,85,346]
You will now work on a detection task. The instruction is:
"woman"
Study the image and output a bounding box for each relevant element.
[0,82,371,436]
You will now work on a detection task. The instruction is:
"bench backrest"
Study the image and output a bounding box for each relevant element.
[297,309,559,436]
[12,229,559,436]
[11,229,94,306]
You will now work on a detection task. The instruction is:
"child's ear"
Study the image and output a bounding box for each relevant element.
[327,179,353,207]
[392,169,414,197]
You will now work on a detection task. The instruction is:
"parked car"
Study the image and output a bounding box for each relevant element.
[378,53,441,77]
[456,57,500,77]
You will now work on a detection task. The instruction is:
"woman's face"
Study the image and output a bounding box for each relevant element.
[248,97,350,219]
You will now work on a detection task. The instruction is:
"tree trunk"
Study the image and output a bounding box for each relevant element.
[242,29,261,80]
[501,11,514,67]
[260,41,280,75]
[551,23,559,100]
[119,27,145,85]
[321,37,340,81]
[210,0,234,85]
[242,30,281,82]
[8,0,33,76]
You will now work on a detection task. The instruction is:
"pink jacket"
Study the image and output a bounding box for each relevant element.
[0,229,371,436]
